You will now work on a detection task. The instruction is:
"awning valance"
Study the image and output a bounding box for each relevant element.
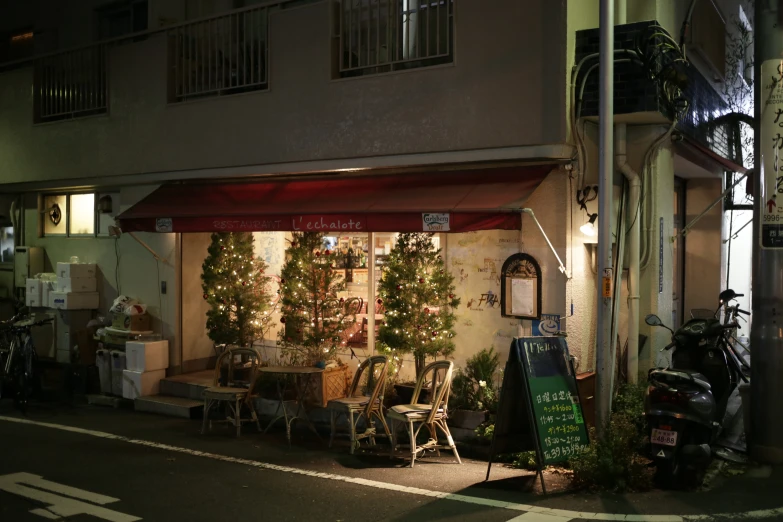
[117,165,555,234]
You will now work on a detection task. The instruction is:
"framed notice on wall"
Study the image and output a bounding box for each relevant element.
[500,253,542,320]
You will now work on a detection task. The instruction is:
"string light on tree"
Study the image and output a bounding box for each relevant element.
[378,232,460,378]
[201,232,276,348]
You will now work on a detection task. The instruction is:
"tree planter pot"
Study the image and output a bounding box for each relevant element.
[304,365,352,408]
[393,383,431,405]
[450,409,487,430]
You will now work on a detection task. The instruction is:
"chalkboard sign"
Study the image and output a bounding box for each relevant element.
[486,336,589,492]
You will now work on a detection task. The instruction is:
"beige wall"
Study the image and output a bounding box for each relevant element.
[0,0,567,188]
[21,186,181,370]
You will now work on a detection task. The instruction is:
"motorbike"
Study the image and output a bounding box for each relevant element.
[643,289,750,487]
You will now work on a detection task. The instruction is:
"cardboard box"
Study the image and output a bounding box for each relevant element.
[57,276,97,293]
[41,281,56,307]
[122,369,165,400]
[49,291,99,310]
[26,279,43,307]
[56,262,96,279]
[111,313,151,332]
[126,340,169,372]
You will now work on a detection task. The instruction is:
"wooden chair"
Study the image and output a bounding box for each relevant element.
[201,347,262,437]
[388,360,462,467]
[328,355,391,454]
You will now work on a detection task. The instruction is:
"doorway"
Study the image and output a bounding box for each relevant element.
[672,177,686,329]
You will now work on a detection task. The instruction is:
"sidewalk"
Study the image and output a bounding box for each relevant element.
[2,400,782,521]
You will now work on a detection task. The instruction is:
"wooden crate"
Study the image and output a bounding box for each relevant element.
[307,365,352,408]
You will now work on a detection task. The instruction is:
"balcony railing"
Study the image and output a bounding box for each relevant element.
[333,0,454,78]
[33,45,108,123]
[167,6,269,103]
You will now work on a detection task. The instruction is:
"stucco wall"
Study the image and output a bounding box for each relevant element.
[0,0,567,187]
[684,178,723,314]
[21,186,181,370]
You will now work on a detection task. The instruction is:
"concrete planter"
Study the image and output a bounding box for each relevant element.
[450,409,487,430]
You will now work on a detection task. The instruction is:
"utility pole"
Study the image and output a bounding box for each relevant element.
[751,0,783,463]
[595,0,615,438]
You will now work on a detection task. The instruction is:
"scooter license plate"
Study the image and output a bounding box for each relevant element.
[651,428,678,447]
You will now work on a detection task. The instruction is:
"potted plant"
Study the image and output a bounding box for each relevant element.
[277,231,357,406]
[377,233,460,402]
[450,347,500,430]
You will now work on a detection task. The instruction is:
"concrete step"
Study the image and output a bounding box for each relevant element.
[134,395,204,419]
[159,371,212,400]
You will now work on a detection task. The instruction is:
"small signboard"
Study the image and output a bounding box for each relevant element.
[422,213,450,232]
[500,253,542,320]
[486,337,589,492]
[602,268,613,298]
[532,314,561,336]
[761,59,783,248]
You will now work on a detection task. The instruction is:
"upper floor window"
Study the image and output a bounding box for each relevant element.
[41,192,119,238]
[96,0,149,40]
[332,0,454,79]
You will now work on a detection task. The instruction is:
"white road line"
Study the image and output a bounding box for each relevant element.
[8,472,120,505]
[0,415,780,522]
[508,512,573,521]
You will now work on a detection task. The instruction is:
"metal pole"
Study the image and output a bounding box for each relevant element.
[595,0,615,438]
[751,0,783,464]
[368,232,376,356]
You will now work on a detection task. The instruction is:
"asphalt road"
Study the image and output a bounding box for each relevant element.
[2,400,783,522]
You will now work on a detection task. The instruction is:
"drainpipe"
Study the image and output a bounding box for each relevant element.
[615,124,640,384]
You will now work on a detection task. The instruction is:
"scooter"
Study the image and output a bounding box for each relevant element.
[643,289,750,487]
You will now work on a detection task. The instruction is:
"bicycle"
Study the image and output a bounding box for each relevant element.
[0,312,53,414]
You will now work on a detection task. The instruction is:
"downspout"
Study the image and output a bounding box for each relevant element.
[616,124,641,384]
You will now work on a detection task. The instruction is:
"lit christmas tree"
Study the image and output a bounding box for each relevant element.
[378,233,460,378]
[201,232,275,348]
[278,231,357,365]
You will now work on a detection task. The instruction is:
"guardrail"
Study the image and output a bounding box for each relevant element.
[167,5,269,103]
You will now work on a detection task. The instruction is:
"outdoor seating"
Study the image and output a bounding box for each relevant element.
[201,347,262,437]
[328,355,391,454]
[388,360,462,467]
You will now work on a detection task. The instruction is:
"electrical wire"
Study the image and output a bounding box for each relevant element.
[114,237,121,294]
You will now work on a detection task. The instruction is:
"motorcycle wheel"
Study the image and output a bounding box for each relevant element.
[654,457,681,489]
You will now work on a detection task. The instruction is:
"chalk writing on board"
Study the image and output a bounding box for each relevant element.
[511,278,534,315]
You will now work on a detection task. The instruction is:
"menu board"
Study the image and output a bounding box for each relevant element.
[487,336,589,485]
[522,337,589,464]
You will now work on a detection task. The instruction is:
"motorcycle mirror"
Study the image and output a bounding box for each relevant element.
[719,289,737,303]
[645,314,663,327]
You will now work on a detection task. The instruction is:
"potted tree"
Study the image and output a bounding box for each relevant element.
[377,233,460,404]
[450,347,500,430]
[277,231,358,407]
[201,231,275,349]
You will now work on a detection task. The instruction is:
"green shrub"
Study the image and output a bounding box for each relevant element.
[451,347,500,412]
[570,413,653,492]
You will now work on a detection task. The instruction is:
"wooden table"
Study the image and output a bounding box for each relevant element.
[258,366,324,446]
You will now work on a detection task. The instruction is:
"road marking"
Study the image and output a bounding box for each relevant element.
[1,415,782,521]
[508,512,573,521]
[0,472,140,521]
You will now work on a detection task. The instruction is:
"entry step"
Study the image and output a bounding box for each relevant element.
[134,395,204,419]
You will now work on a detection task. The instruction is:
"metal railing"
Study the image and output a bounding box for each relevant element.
[168,6,269,103]
[334,0,454,77]
[33,46,108,123]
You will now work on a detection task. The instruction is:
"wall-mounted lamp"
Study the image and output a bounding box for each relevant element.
[580,213,598,237]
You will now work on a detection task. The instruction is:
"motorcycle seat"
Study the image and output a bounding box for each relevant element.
[649,368,712,392]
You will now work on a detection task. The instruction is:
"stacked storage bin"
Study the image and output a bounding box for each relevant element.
[123,341,169,400]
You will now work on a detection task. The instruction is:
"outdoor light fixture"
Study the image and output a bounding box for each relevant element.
[580,213,598,236]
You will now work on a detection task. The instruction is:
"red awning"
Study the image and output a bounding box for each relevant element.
[117,165,554,234]
[680,135,748,175]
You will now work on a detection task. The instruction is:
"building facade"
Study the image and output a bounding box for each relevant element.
[0,0,750,384]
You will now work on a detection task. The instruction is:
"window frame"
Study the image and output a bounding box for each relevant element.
[40,191,120,239]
